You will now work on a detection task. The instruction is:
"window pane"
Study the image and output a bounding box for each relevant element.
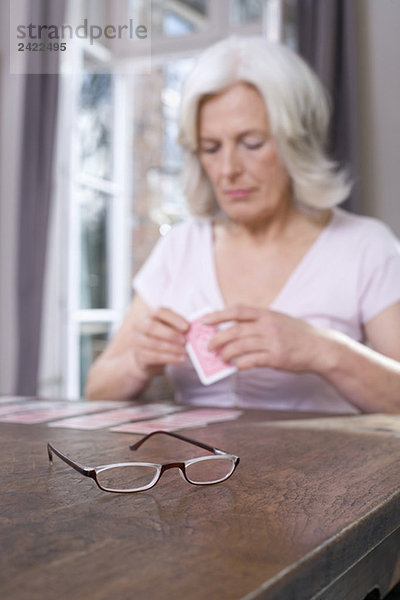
[80,323,110,396]
[181,0,207,14]
[150,0,208,37]
[162,60,194,172]
[79,188,110,309]
[130,58,193,277]
[85,0,107,25]
[78,72,113,180]
[230,0,264,25]
[282,0,298,50]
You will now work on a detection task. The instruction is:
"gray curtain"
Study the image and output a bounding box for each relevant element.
[296,0,359,212]
[16,0,65,395]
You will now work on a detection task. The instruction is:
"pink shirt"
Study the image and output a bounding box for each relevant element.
[134,208,400,413]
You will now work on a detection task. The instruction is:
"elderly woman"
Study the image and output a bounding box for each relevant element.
[86,37,400,413]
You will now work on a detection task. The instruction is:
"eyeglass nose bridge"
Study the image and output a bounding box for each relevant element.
[160,461,188,483]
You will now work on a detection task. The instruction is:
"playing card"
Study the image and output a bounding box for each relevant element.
[186,308,237,385]
[110,408,242,434]
[0,400,131,424]
[48,404,180,430]
[0,396,31,404]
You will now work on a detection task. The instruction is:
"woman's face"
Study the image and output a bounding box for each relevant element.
[197,82,292,226]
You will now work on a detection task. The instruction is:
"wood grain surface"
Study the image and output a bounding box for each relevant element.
[0,406,399,600]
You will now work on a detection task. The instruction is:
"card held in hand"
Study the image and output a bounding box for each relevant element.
[186,308,237,385]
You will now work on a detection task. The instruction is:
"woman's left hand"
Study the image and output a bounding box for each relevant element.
[205,305,326,373]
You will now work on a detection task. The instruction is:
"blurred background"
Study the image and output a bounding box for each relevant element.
[1,0,399,400]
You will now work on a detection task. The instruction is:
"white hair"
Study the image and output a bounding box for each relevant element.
[178,36,352,215]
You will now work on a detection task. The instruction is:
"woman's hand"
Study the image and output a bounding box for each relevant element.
[204,303,400,413]
[85,299,190,401]
[131,306,189,378]
[205,305,324,373]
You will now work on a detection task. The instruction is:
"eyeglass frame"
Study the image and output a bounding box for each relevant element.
[47,430,240,494]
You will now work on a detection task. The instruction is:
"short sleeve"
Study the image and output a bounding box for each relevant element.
[359,224,400,323]
[133,233,173,309]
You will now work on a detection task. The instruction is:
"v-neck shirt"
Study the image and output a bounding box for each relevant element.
[209,212,334,312]
[133,208,400,413]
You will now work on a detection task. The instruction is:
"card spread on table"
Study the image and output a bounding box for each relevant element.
[0,396,32,404]
[186,308,237,385]
[48,404,180,430]
[0,400,131,424]
[110,408,242,434]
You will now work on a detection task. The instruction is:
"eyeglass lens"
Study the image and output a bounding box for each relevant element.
[96,464,159,492]
[185,456,235,484]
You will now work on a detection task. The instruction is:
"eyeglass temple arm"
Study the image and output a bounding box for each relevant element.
[47,443,94,477]
[129,430,227,455]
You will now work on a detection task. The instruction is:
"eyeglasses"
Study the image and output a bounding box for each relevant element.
[47,430,240,493]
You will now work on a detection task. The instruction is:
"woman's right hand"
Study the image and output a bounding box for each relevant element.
[85,297,189,400]
[131,306,189,378]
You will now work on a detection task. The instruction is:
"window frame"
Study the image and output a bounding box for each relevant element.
[57,39,131,399]
[110,0,269,60]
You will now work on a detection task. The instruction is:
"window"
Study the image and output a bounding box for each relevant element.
[45,0,296,399]
[53,42,130,399]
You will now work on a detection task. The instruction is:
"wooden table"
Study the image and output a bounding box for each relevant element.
[1,403,400,600]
